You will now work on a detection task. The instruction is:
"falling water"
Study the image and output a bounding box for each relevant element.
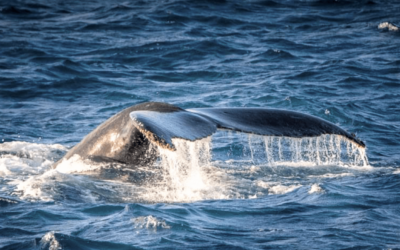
[258,134,368,167]
[214,131,368,167]
[157,136,212,192]
[137,137,230,202]
[138,132,369,202]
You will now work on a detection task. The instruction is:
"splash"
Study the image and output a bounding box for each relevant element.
[2,134,370,203]
[135,133,369,202]
[137,137,230,202]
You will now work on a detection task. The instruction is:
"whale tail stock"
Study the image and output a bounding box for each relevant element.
[53,102,365,169]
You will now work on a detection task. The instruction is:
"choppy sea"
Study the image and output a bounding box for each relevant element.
[1,0,400,249]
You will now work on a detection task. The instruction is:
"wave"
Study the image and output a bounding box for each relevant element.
[1,6,32,14]
[250,49,297,64]
[308,183,325,194]
[39,231,140,250]
[0,197,19,207]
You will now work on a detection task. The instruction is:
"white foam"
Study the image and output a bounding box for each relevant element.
[14,171,55,201]
[55,154,105,173]
[131,215,170,231]
[0,142,98,202]
[308,183,324,194]
[257,181,302,195]
[314,173,354,178]
[40,232,61,250]
[269,184,301,195]
[14,169,99,202]
[0,141,70,201]
[0,141,66,158]
[0,141,66,177]
[378,22,399,31]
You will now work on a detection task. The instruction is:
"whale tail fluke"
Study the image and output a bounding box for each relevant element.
[129,106,365,150]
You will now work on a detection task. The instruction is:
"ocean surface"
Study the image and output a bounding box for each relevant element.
[1,0,400,249]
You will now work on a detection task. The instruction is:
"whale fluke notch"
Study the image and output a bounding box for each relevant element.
[53,102,365,169]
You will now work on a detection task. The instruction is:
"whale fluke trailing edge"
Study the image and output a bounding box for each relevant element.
[53,102,365,168]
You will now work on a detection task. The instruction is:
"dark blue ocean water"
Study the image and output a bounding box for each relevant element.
[1,0,400,249]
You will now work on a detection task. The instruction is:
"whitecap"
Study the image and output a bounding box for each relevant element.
[40,231,62,250]
[131,215,170,231]
[378,22,399,31]
[308,183,324,194]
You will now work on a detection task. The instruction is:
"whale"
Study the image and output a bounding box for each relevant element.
[53,102,365,169]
